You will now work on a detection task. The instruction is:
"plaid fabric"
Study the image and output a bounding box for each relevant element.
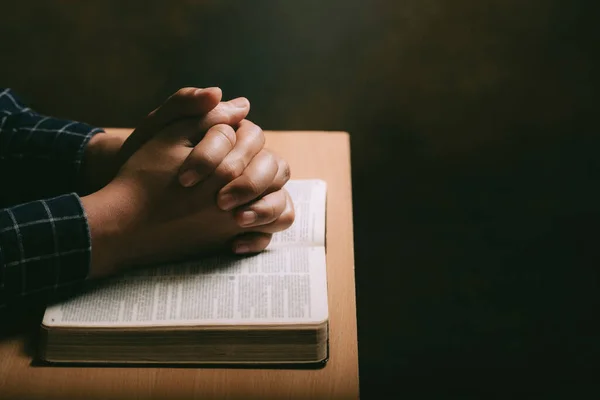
[0,88,101,308]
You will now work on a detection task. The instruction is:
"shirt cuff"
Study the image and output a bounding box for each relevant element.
[0,193,91,307]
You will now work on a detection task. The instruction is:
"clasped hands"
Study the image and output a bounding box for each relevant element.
[81,88,294,278]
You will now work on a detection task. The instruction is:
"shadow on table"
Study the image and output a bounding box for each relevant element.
[1,283,94,361]
[0,299,45,360]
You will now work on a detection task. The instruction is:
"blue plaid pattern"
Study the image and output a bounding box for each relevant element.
[0,88,101,308]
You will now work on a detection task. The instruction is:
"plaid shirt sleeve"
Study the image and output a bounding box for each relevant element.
[0,88,104,204]
[0,88,100,308]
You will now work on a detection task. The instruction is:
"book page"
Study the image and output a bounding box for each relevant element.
[269,179,326,248]
[43,246,328,328]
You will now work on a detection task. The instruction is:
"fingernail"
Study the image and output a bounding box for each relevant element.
[231,97,248,109]
[179,169,199,187]
[218,193,237,210]
[235,244,251,254]
[240,211,257,226]
[194,87,218,95]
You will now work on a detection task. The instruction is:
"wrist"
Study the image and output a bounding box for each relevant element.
[81,181,139,278]
[81,131,130,194]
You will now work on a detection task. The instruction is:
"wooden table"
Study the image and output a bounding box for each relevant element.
[0,131,359,399]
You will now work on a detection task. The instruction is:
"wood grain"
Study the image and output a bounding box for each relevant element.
[0,130,359,400]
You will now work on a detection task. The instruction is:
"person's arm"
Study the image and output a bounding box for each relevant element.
[0,88,104,207]
[0,194,91,309]
[0,88,210,310]
[0,115,293,310]
[0,87,293,310]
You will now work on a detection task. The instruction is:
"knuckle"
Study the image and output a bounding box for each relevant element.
[241,177,262,197]
[213,106,229,121]
[204,106,229,127]
[191,149,220,171]
[260,147,273,157]
[254,198,277,220]
[212,124,236,147]
[243,122,265,145]
[217,159,245,181]
[259,149,276,166]
[279,159,291,182]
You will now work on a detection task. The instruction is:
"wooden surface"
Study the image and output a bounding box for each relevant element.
[0,130,359,400]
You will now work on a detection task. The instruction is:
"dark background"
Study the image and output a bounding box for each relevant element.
[2,1,599,398]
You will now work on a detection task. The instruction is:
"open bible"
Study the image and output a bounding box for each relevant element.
[39,179,328,365]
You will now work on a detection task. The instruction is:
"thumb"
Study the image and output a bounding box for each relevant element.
[146,87,222,131]
[119,87,222,164]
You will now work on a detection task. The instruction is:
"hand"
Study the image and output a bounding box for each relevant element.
[177,119,293,252]
[81,104,294,278]
[82,87,291,220]
[176,118,291,204]
[81,87,249,194]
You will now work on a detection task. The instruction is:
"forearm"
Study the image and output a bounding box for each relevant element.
[79,130,130,195]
